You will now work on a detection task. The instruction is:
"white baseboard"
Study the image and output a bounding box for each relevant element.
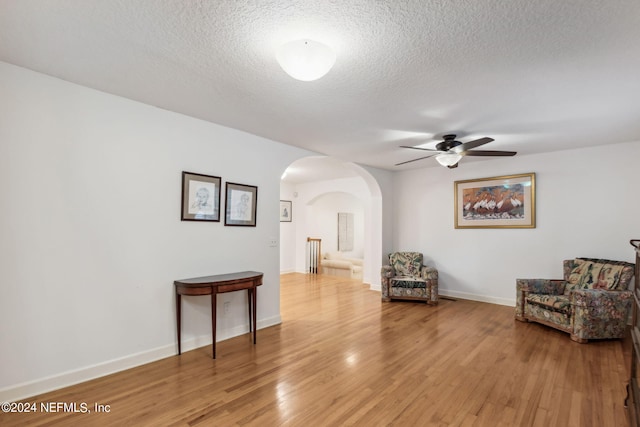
[369,283,381,292]
[368,285,513,306]
[368,282,515,306]
[0,315,281,403]
[439,290,515,307]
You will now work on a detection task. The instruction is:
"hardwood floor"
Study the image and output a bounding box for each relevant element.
[1,273,631,426]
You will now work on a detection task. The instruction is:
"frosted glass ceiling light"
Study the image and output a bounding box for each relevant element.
[435,153,462,167]
[276,39,336,81]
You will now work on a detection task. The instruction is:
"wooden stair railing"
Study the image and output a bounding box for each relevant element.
[307,238,322,274]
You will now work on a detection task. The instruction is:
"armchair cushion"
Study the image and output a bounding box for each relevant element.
[567,259,597,290]
[389,252,423,277]
[566,258,631,292]
[592,262,628,290]
[526,294,571,315]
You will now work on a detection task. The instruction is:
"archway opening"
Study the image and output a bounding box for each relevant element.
[279,156,382,289]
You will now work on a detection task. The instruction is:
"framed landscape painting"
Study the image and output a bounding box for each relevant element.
[454,173,536,229]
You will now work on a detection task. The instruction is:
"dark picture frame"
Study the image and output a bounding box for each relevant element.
[224,182,258,226]
[454,172,536,229]
[280,200,292,222]
[181,171,221,222]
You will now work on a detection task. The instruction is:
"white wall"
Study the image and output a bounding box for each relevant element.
[279,181,297,273]
[361,164,395,270]
[307,192,364,257]
[0,62,314,400]
[393,140,640,305]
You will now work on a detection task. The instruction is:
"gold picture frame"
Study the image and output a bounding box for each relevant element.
[454,173,536,229]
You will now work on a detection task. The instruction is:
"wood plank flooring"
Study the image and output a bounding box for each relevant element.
[1,273,631,426]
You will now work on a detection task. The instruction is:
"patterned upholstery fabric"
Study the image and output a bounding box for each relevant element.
[391,278,427,288]
[526,293,571,314]
[564,258,633,292]
[525,303,571,329]
[516,258,634,342]
[381,252,438,304]
[389,286,431,299]
[388,252,423,277]
[523,279,566,295]
[572,289,633,340]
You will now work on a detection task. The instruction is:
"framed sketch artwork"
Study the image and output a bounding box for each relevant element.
[454,172,536,229]
[225,182,258,226]
[181,171,221,222]
[280,200,292,222]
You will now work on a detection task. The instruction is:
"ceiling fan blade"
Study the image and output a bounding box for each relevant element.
[400,145,440,152]
[462,150,517,157]
[450,137,494,153]
[395,154,438,166]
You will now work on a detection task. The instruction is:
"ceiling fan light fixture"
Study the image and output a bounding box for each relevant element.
[435,152,462,167]
[276,39,336,81]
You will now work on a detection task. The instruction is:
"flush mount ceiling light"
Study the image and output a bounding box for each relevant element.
[276,39,336,81]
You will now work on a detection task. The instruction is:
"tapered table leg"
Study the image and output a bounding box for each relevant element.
[248,288,253,334]
[211,290,217,359]
[252,287,257,344]
[176,292,181,355]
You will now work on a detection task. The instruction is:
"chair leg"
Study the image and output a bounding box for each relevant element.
[570,334,588,343]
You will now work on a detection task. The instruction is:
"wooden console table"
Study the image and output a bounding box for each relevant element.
[174,271,263,359]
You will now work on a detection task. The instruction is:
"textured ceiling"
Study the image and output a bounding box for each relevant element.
[1,0,639,172]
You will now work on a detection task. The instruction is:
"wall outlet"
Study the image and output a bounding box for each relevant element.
[223,301,230,314]
[269,238,278,247]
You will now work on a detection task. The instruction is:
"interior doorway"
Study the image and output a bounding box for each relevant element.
[279,156,383,290]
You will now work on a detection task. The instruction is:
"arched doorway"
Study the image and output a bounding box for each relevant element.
[279,156,382,289]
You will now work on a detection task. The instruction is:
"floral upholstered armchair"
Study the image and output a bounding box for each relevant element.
[381,252,438,304]
[515,258,634,342]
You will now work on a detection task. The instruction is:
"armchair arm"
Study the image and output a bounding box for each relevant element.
[517,279,566,295]
[380,265,395,301]
[420,266,438,281]
[571,289,633,340]
[572,289,633,317]
[381,265,395,279]
[515,279,565,320]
